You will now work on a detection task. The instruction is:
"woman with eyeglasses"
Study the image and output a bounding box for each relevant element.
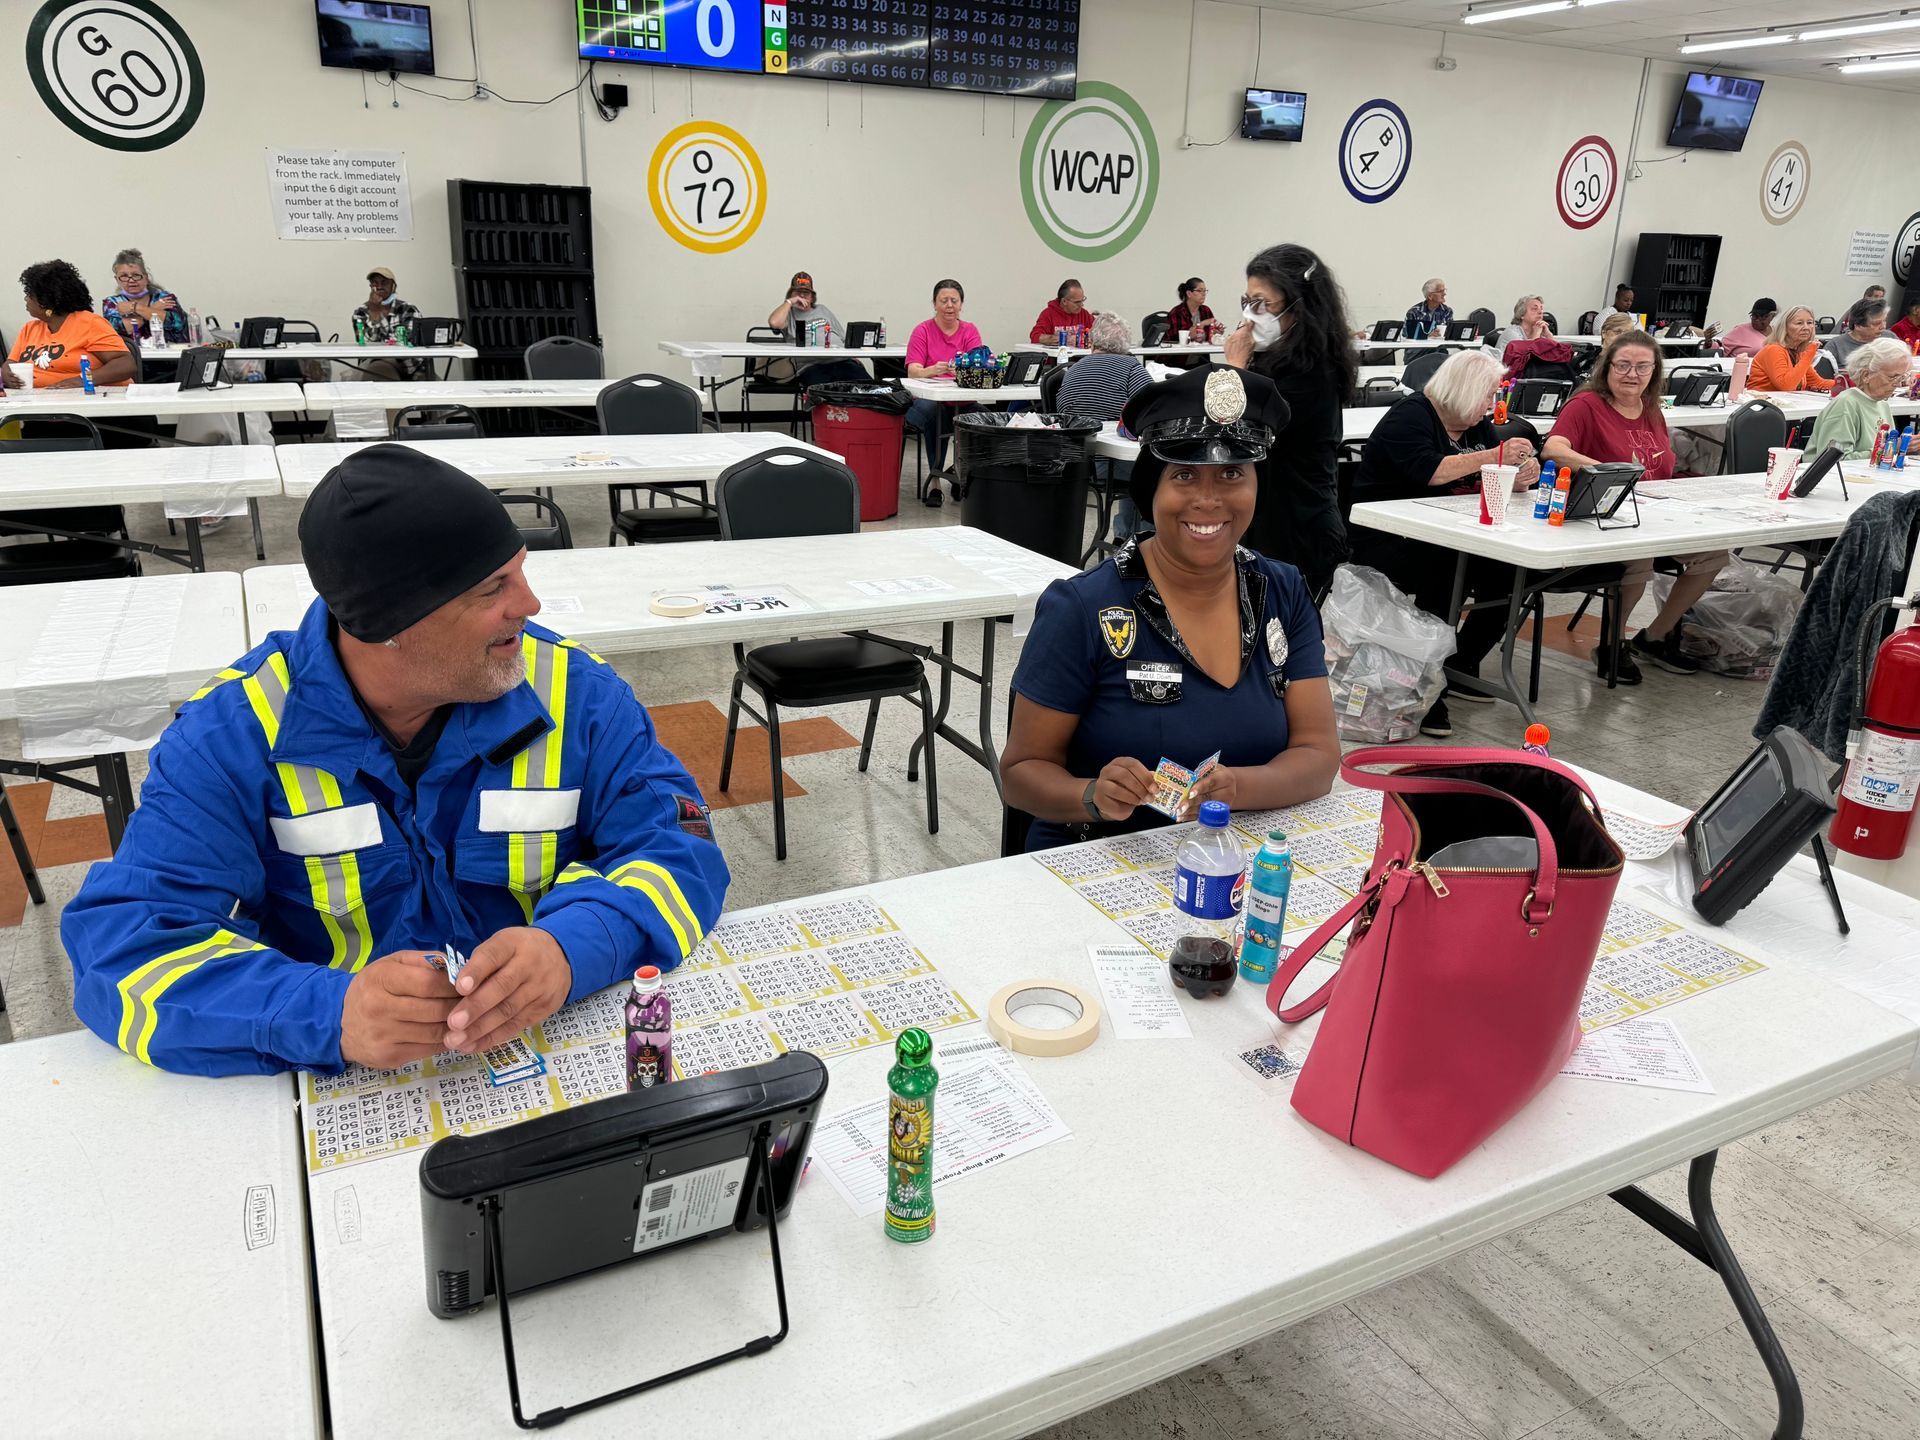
[1220,243,1355,599]
[1541,331,1728,684]
[1748,306,1835,394]
[101,248,189,346]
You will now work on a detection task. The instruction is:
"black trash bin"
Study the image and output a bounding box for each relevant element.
[952,412,1100,566]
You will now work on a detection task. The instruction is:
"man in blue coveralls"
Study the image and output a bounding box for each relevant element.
[62,445,729,1077]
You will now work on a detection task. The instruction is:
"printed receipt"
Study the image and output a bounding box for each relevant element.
[1561,1017,1714,1093]
[809,1038,1072,1217]
[1088,942,1192,1039]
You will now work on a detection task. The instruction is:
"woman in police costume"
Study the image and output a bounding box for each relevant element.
[1002,365,1340,852]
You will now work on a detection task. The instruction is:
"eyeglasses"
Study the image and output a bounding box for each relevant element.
[1240,295,1271,315]
[1609,360,1656,377]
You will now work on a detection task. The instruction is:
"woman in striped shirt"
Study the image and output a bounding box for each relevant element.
[1058,312,1154,541]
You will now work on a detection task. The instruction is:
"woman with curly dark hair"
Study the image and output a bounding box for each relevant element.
[1222,243,1356,599]
[9,259,132,390]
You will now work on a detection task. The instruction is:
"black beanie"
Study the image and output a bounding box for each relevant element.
[298,443,524,643]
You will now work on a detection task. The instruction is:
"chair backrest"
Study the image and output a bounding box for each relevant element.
[1812,349,1839,379]
[597,373,702,436]
[393,404,482,441]
[0,415,104,453]
[1402,349,1449,393]
[1724,398,1789,473]
[1815,315,1838,335]
[1141,312,1169,344]
[1358,377,1402,405]
[715,450,859,540]
[1542,311,1560,333]
[525,335,604,380]
[264,320,323,381]
[1518,354,1577,384]
[1465,307,1496,343]
[1039,363,1068,411]
[496,493,573,551]
[1578,310,1598,335]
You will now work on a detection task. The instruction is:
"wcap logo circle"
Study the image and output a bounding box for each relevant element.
[26,0,204,152]
[1021,82,1160,262]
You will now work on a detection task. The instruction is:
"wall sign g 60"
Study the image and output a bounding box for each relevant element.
[26,0,205,152]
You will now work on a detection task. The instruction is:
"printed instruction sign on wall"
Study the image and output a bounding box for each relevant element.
[1848,227,1894,277]
[26,0,205,152]
[647,120,768,254]
[266,149,415,241]
[1020,81,1160,262]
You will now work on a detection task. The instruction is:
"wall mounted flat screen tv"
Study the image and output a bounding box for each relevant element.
[1667,71,1763,152]
[1243,89,1307,142]
[318,1,436,74]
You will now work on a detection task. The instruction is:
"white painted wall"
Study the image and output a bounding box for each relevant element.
[4,0,1914,372]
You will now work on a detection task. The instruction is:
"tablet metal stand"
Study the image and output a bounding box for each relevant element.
[482,1121,791,1431]
[1807,835,1850,935]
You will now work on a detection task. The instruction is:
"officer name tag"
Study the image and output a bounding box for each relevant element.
[1126,665,1183,684]
[479,788,582,833]
[271,804,383,856]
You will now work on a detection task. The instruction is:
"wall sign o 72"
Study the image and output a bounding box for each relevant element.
[646,120,768,255]
[26,0,205,152]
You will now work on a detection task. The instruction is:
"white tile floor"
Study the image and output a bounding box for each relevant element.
[5,443,1917,1439]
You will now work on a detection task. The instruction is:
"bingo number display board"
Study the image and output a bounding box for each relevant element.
[577,0,1077,98]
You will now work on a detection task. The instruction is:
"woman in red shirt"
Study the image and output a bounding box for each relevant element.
[1543,331,1728,685]
[10,259,133,389]
[1893,296,1920,349]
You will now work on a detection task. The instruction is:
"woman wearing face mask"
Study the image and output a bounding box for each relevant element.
[1749,306,1835,394]
[1220,243,1355,599]
[102,248,189,345]
[1000,364,1338,852]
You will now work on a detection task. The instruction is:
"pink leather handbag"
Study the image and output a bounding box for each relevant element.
[1265,747,1624,1178]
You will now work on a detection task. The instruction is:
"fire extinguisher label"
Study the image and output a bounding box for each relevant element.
[1842,730,1920,812]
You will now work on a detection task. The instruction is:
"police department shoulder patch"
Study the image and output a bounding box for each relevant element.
[1098,606,1137,659]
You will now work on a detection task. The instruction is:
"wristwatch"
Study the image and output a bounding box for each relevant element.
[1082,780,1103,823]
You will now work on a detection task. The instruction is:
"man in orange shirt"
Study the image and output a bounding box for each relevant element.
[9,259,133,389]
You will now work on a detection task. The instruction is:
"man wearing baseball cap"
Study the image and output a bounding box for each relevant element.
[354,266,422,379]
[1718,298,1778,360]
[766,270,868,386]
[63,445,728,1077]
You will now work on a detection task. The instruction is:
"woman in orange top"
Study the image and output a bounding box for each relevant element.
[1747,306,1834,394]
[9,260,133,389]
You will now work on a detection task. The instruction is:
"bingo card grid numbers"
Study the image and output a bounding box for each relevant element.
[930,0,1080,100]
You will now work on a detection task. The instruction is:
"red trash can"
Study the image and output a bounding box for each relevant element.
[807,383,910,522]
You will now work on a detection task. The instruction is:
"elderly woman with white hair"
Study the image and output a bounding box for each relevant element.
[1058,311,1154,541]
[1809,336,1915,458]
[1404,277,1451,340]
[1352,349,1540,736]
[1492,294,1550,355]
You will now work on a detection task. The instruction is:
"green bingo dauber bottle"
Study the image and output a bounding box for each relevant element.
[884,1027,939,1244]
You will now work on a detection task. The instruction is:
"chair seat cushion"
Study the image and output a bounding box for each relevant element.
[613,509,721,544]
[744,637,923,704]
[0,540,139,585]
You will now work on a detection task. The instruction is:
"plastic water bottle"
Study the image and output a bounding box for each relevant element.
[877,315,887,347]
[79,356,95,394]
[1238,831,1293,984]
[1171,801,1246,997]
[1533,460,1557,519]
[624,965,672,1089]
[188,307,203,346]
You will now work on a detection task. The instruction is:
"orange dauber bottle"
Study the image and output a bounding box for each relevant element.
[1546,466,1572,526]
[1523,724,1551,756]
[1493,383,1510,425]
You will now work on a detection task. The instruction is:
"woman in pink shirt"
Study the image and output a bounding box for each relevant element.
[906,278,986,497]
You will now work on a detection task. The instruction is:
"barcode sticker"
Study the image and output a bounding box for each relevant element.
[631,1156,751,1255]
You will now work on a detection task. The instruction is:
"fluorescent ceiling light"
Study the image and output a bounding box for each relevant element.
[1463,1,1573,25]
[1679,34,1796,54]
[1575,0,1632,7]
[1840,53,1920,71]
[1801,16,1920,42]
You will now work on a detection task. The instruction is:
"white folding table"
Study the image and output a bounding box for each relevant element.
[0,380,306,423]
[0,445,280,570]
[301,769,1919,1439]
[300,379,640,422]
[899,377,1042,406]
[1093,407,1391,459]
[3,1030,317,1440]
[0,571,246,849]
[242,529,1075,787]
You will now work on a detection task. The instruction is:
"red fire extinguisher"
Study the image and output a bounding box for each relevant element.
[1832,612,1920,860]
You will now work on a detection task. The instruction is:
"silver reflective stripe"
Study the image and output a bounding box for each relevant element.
[252,653,290,721]
[123,934,259,1054]
[523,639,556,777]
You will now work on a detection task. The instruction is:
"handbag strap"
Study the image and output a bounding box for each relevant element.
[1265,867,1410,1023]
[1340,746,1588,920]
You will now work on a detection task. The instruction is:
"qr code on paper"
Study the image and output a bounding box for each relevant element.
[1236,1042,1304,1083]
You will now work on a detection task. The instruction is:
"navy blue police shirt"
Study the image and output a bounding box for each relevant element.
[1011,537,1329,852]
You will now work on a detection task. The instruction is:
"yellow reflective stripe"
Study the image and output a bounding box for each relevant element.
[115,929,266,1064]
[542,649,569,788]
[503,636,570,903]
[614,861,703,945]
[559,637,606,666]
[189,667,247,703]
[555,862,601,886]
[605,860,702,959]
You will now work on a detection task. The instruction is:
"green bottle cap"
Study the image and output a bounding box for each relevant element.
[895,1027,933,1067]
[1267,829,1288,844]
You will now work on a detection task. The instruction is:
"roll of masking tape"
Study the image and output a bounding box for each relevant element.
[987,980,1102,1057]
[649,592,706,618]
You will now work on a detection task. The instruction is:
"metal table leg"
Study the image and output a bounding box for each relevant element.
[903,617,1005,796]
[97,753,134,852]
[1612,1151,1804,1440]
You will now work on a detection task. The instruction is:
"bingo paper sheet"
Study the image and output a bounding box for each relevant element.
[1579,902,1766,1033]
[810,1038,1072,1218]
[1032,790,1385,959]
[667,894,978,1078]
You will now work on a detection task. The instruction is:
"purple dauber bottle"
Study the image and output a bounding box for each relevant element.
[625,965,673,1089]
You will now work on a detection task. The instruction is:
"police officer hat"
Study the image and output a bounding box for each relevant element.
[1119,363,1290,517]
